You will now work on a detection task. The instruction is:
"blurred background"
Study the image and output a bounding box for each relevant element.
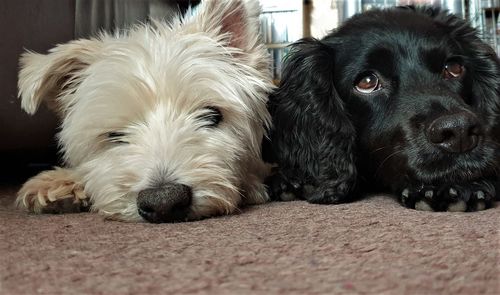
[262,0,500,80]
[1,0,499,182]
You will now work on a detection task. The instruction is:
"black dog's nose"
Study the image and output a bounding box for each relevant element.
[137,183,192,223]
[426,111,482,153]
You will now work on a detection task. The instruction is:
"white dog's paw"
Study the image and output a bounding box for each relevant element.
[241,161,273,205]
[242,180,270,205]
[16,168,89,214]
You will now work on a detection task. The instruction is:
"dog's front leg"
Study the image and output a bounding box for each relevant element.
[265,132,358,204]
[240,159,272,205]
[16,167,89,214]
[302,132,358,204]
[266,37,359,204]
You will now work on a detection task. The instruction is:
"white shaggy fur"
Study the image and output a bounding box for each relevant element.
[16,0,274,222]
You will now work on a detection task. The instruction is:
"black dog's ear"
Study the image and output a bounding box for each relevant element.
[267,38,357,204]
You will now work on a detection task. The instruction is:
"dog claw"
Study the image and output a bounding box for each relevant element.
[290,181,301,190]
[424,190,433,199]
[448,187,458,197]
[401,188,409,199]
[475,190,485,200]
[280,192,297,201]
[37,192,47,206]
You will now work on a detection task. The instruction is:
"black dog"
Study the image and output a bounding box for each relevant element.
[265,6,500,211]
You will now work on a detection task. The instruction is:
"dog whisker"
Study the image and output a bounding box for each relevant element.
[370,145,403,155]
[373,148,404,180]
[483,139,500,148]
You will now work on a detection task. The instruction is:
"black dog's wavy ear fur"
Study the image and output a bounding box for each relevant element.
[267,38,357,203]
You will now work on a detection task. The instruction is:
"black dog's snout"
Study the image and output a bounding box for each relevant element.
[137,183,192,223]
[426,111,482,153]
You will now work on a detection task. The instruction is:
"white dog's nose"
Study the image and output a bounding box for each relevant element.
[137,184,192,223]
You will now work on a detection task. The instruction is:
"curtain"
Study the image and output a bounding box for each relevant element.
[75,0,184,38]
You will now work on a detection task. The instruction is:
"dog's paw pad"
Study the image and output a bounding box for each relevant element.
[279,192,298,201]
[475,201,486,211]
[447,200,467,212]
[415,200,434,211]
[41,195,90,214]
[305,177,355,205]
[306,187,348,204]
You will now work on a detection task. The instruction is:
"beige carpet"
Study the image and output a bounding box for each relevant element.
[0,185,499,294]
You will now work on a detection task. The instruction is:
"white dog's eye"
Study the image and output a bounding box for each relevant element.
[355,73,381,94]
[199,107,223,127]
[107,132,129,144]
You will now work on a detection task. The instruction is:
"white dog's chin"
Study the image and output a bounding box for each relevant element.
[16,0,274,222]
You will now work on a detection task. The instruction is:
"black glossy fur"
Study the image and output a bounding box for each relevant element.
[265,6,500,211]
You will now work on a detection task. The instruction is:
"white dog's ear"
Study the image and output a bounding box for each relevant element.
[18,39,101,115]
[195,0,262,53]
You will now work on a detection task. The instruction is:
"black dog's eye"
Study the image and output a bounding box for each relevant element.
[443,61,465,79]
[355,73,381,94]
[199,106,223,127]
[107,132,129,144]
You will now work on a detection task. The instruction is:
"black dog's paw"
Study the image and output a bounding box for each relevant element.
[265,170,302,201]
[399,180,495,212]
[265,171,355,204]
[304,179,355,204]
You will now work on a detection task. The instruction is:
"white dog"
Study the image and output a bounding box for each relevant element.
[16,0,274,222]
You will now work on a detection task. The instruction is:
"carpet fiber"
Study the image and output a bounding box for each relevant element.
[1,185,498,294]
